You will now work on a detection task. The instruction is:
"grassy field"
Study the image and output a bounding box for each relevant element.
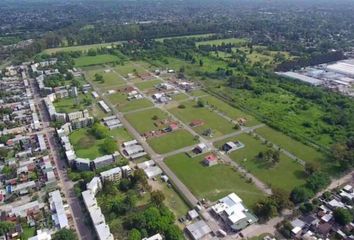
[53,94,93,113]
[155,33,215,42]
[255,126,325,166]
[86,69,126,91]
[147,129,197,154]
[215,133,307,192]
[114,62,150,77]
[125,108,168,134]
[201,95,260,126]
[135,79,162,91]
[69,128,106,160]
[107,92,154,113]
[169,101,235,138]
[196,38,248,47]
[74,54,120,67]
[189,89,208,97]
[43,42,122,54]
[165,153,265,207]
[171,93,189,101]
[110,127,134,144]
[21,226,36,240]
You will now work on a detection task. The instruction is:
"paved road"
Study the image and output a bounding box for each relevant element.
[28,77,94,240]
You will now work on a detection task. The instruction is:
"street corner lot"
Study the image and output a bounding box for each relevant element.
[135,79,163,92]
[85,68,126,91]
[107,90,153,113]
[125,107,169,134]
[200,95,260,127]
[215,133,307,193]
[168,100,235,138]
[147,129,197,154]
[254,126,326,167]
[165,152,266,208]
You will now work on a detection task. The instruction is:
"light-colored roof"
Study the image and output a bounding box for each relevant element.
[186,220,212,240]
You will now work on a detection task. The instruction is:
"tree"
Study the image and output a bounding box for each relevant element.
[197,99,205,108]
[91,123,109,139]
[306,172,330,192]
[119,178,132,191]
[165,225,184,240]
[290,187,313,204]
[102,138,117,154]
[128,229,141,240]
[0,221,14,235]
[151,190,165,206]
[271,188,292,211]
[333,208,353,226]
[305,162,319,176]
[94,73,104,82]
[253,199,278,221]
[52,229,77,240]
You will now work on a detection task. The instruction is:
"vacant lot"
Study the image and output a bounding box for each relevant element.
[86,69,126,91]
[169,101,235,138]
[196,38,248,47]
[165,153,265,207]
[147,130,197,154]
[125,108,168,134]
[215,133,307,192]
[108,92,153,113]
[255,126,325,166]
[69,128,106,160]
[114,62,149,77]
[135,79,162,91]
[201,95,260,126]
[74,54,120,67]
[43,42,122,54]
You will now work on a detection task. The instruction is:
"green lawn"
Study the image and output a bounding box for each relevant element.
[21,226,36,240]
[53,94,93,113]
[147,129,197,154]
[158,179,190,219]
[74,54,120,67]
[169,101,235,138]
[125,108,168,134]
[43,42,122,54]
[196,38,248,47]
[255,126,326,166]
[69,128,106,160]
[165,153,265,207]
[135,79,162,91]
[189,89,208,97]
[110,127,134,144]
[114,62,147,77]
[86,69,126,91]
[215,133,307,193]
[108,92,153,113]
[172,93,189,101]
[201,95,260,126]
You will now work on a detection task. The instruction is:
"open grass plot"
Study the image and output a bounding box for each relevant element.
[201,95,260,126]
[255,126,326,166]
[69,128,106,160]
[171,93,189,101]
[189,89,208,97]
[85,68,126,90]
[107,92,153,113]
[74,54,120,67]
[169,101,235,138]
[165,153,265,207]
[196,38,248,47]
[147,129,197,154]
[135,79,163,91]
[215,133,307,192]
[43,42,122,54]
[125,108,168,134]
[110,127,134,144]
[53,94,93,113]
[114,62,148,77]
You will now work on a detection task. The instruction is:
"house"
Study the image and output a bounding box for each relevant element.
[92,154,116,169]
[193,143,207,154]
[186,220,212,240]
[121,165,132,178]
[188,209,199,220]
[102,115,122,129]
[98,101,111,113]
[211,193,257,231]
[144,166,163,179]
[222,141,245,153]
[190,119,204,127]
[86,177,102,195]
[74,158,91,171]
[10,201,44,218]
[28,229,52,240]
[123,144,146,160]
[203,154,218,167]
